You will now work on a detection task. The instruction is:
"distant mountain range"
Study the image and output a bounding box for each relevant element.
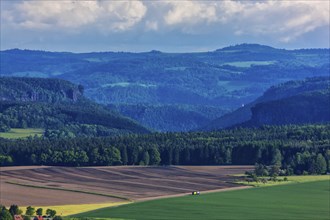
[0,77,149,137]
[1,44,329,131]
[202,76,330,130]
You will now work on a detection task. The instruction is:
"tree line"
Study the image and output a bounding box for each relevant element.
[0,124,329,175]
[0,204,61,220]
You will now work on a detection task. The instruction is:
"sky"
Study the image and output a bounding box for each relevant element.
[1,0,329,52]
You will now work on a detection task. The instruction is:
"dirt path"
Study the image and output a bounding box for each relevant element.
[137,185,251,202]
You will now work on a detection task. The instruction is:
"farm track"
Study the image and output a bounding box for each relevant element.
[0,165,252,206]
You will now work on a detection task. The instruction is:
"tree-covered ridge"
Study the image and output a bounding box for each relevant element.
[0,124,329,175]
[246,90,330,126]
[0,77,84,102]
[202,76,330,130]
[1,44,329,132]
[0,77,149,136]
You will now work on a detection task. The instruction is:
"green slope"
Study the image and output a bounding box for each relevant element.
[74,180,330,220]
[0,77,149,137]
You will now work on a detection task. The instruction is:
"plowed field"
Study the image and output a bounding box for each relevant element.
[0,165,252,206]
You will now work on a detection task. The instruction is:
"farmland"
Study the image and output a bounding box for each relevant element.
[0,165,252,206]
[237,174,330,187]
[74,180,330,220]
[0,128,44,139]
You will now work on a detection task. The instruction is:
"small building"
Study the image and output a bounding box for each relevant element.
[14,215,23,220]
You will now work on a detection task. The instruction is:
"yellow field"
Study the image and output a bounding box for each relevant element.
[236,174,330,187]
[0,128,44,139]
[21,202,130,216]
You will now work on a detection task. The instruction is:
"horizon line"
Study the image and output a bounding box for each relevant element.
[1,44,330,54]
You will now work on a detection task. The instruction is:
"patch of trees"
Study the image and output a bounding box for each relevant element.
[0,205,60,220]
[0,124,329,175]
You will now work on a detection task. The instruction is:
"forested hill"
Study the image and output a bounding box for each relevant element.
[245,90,330,126]
[202,77,330,130]
[1,44,329,131]
[0,77,149,137]
[0,77,84,103]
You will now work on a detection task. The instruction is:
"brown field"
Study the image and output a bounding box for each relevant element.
[0,165,252,206]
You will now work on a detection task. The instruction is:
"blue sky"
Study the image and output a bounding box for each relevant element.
[1,0,329,52]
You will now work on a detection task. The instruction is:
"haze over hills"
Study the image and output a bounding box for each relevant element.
[0,77,149,137]
[1,44,329,131]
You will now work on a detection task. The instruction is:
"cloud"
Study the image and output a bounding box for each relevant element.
[1,0,329,50]
[161,0,329,41]
[164,1,218,26]
[4,1,147,32]
[236,1,330,42]
[145,21,158,31]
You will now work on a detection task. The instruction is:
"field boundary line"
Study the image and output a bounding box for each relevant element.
[137,185,252,202]
[6,181,131,201]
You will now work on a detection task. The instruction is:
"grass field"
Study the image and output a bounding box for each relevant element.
[236,175,330,187]
[0,128,44,139]
[223,60,276,67]
[74,180,330,220]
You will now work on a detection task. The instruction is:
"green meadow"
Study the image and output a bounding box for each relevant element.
[74,180,330,220]
[0,128,44,139]
[223,60,276,67]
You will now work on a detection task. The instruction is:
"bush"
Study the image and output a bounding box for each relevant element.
[0,209,12,220]
[261,178,267,184]
[53,216,63,220]
[24,216,31,220]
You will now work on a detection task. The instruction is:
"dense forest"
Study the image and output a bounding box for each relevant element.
[0,77,149,136]
[0,124,329,175]
[1,44,329,131]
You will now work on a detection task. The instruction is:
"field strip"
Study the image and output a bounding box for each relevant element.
[21,202,130,216]
[4,167,223,190]
[136,185,251,202]
[77,167,228,188]
[236,174,330,187]
[106,166,217,178]
[0,166,51,171]
[6,181,131,201]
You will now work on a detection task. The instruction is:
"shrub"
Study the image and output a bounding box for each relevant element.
[53,216,63,220]
[24,216,31,220]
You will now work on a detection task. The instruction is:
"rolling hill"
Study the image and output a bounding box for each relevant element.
[0,77,149,137]
[1,44,329,131]
[202,76,330,130]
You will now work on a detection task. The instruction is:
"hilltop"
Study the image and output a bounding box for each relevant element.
[0,77,149,137]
